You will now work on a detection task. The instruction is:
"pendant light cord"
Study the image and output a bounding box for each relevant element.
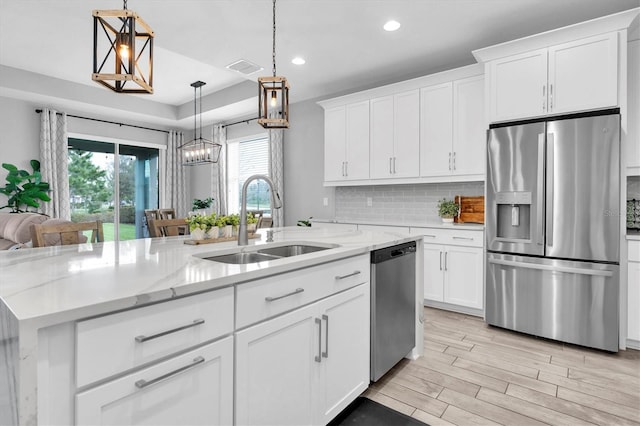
[123,0,127,10]
[193,85,197,139]
[272,0,277,77]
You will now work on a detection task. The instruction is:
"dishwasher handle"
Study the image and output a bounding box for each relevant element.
[371,241,417,263]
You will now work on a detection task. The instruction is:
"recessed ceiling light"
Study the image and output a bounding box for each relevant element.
[292,57,306,65]
[383,20,401,32]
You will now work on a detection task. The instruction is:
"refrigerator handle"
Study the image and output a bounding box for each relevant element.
[546,133,555,248]
[488,258,613,277]
[536,134,545,246]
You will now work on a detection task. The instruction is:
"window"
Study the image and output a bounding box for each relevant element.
[67,138,159,241]
[226,136,271,215]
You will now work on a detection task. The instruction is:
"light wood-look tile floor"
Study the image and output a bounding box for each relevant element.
[364,307,640,425]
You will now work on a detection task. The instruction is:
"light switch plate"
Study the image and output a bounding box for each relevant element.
[323,197,328,206]
[366,197,373,207]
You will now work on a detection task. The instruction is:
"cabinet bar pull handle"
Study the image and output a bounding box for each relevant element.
[322,314,329,358]
[452,236,474,241]
[439,251,443,271]
[448,152,452,170]
[335,270,361,280]
[453,152,456,170]
[265,287,304,302]
[424,234,436,238]
[315,318,322,362]
[542,85,546,111]
[389,157,393,174]
[393,157,397,174]
[135,319,205,343]
[549,84,553,110]
[135,356,205,389]
[444,251,448,271]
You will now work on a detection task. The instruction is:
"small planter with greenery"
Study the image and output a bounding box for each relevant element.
[247,212,258,233]
[192,197,214,214]
[0,160,51,213]
[186,213,216,240]
[437,198,459,223]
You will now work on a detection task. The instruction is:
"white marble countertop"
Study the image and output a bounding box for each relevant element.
[312,217,485,230]
[0,227,419,327]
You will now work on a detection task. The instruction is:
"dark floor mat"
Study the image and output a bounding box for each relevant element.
[328,397,429,426]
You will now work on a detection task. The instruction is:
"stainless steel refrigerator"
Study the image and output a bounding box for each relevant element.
[485,110,620,352]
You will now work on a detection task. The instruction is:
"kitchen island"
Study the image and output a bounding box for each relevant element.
[0,227,423,425]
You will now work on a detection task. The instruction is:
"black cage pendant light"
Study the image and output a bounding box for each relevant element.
[179,81,222,166]
[257,0,290,129]
[92,0,154,94]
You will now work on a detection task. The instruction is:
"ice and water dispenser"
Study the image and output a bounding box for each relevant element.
[494,191,532,241]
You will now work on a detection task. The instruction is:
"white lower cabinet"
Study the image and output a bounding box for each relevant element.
[628,241,640,344]
[75,337,233,426]
[412,227,484,311]
[235,284,370,426]
[423,244,483,309]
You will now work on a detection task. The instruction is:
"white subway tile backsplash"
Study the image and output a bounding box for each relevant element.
[335,182,484,223]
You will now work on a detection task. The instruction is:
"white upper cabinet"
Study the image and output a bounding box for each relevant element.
[324,106,347,182]
[487,32,619,122]
[370,90,420,179]
[626,39,640,175]
[488,49,548,122]
[453,75,486,176]
[420,75,485,178]
[324,101,369,182]
[548,33,618,114]
[420,83,453,177]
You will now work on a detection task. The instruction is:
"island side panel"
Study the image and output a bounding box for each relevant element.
[1,300,19,426]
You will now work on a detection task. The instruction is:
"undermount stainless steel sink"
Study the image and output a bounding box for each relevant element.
[257,244,330,258]
[198,242,338,265]
[202,252,280,264]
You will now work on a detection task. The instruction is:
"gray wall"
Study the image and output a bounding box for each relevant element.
[282,100,335,226]
[217,103,336,226]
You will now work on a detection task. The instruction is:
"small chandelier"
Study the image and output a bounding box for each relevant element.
[92,0,154,94]
[257,0,290,129]
[179,81,222,166]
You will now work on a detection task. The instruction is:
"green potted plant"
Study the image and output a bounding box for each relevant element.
[0,160,51,213]
[246,212,258,233]
[226,213,240,237]
[185,214,209,240]
[437,198,459,223]
[192,197,214,215]
[214,215,227,238]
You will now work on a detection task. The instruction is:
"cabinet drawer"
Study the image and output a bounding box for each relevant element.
[236,255,369,329]
[76,287,234,387]
[76,337,233,426]
[410,227,483,247]
[629,241,640,263]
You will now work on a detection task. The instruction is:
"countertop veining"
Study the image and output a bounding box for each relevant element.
[0,227,419,326]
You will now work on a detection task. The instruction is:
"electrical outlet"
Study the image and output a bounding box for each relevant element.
[366,197,373,207]
[323,197,328,207]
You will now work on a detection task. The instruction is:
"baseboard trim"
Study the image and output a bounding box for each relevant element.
[423,300,484,318]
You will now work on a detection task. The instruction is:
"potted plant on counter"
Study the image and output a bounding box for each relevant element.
[437,198,459,223]
[186,213,216,240]
[247,212,258,234]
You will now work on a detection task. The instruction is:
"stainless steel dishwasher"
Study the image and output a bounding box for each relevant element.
[370,241,416,381]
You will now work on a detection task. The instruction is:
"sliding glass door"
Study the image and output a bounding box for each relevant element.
[68,138,159,241]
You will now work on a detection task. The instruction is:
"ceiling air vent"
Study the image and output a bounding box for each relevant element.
[226,59,264,75]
